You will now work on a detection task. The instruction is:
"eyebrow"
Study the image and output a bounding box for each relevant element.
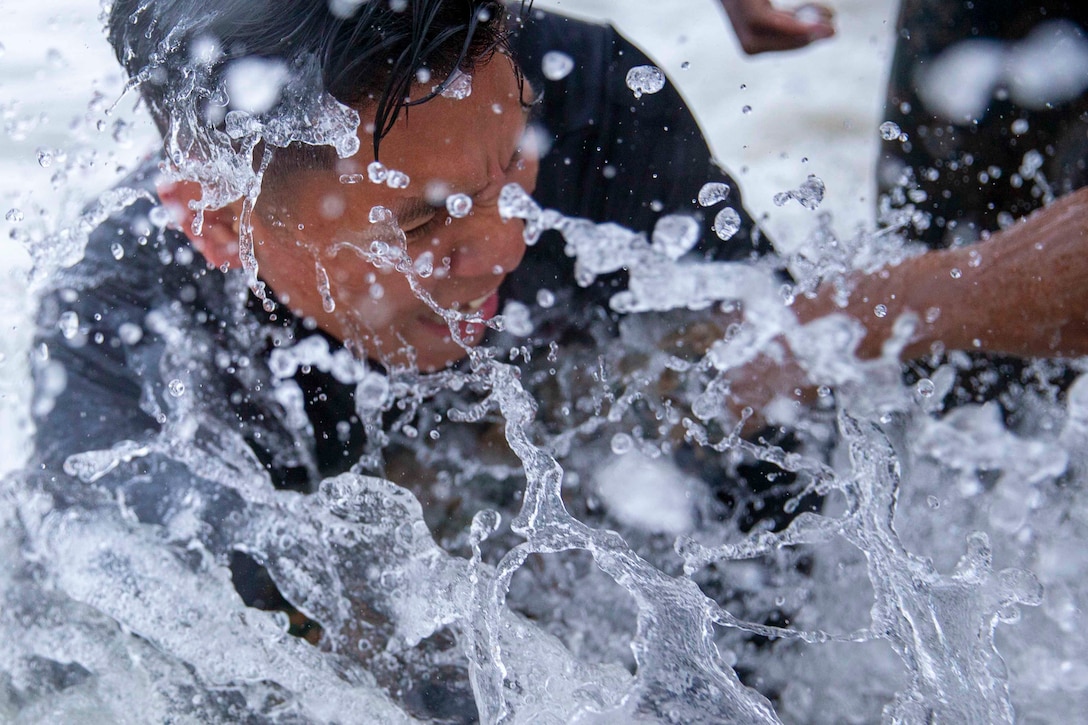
[385,102,534,228]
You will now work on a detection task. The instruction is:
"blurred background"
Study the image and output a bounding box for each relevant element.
[0,0,899,474]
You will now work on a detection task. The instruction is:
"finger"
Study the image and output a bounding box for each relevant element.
[739,9,835,53]
[792,3,835,27]
[745,13,833,53]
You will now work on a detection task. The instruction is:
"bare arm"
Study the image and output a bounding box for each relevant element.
[797,187,1088,361]
[718,0,835,55]
[708,188,1088,432]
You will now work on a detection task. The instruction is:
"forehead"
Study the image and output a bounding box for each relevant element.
[278,54,528,219]
[266,56,529,225]
[350,55,526,192]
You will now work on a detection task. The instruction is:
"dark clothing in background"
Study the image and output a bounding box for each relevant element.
[879,0,1088,248]
[879,1,1088,411]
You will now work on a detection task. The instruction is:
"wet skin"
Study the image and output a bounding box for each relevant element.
[257,54,539,371]
[169,54,539,372]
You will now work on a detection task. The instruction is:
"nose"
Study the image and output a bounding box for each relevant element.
[447,212,525,280]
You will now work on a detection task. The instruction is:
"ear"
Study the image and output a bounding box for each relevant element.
[156,179,242,270]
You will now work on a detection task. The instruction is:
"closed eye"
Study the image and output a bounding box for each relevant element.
[404,213,443,242]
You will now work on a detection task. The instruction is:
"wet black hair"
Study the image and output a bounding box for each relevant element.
[107,0,528,161]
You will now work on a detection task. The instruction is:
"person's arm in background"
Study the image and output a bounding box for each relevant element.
[796,187,1088,362]
[719,0,836,54]
[714,187,1088,432]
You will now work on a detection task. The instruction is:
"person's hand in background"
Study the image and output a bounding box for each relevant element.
[719,0,836,54]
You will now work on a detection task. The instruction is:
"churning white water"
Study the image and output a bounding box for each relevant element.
[2,1,1086,723]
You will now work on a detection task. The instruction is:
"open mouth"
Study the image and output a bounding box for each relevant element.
[461,293,493,313]
[417,291,501,340]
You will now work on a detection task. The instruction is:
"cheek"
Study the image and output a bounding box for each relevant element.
[254,239,313,291]
[330,265,425,325]
[508,138,541,194]
[517,157,540,194]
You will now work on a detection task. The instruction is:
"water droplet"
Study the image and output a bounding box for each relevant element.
[435,69,473,99]
[652,214,700,259]
[339,173,365,184]
[772,174,825,210]
[742,105,752,114]
[148,206,171,227]
[315,261,335,313]
[541,51,575,81]
[625,65,666,99]
[355,374,390,413]
[536,289,555,308]
[497,183,539,223]
[366,161,388,184]
[916,378,936,398]
[879,121,904,141]
[926,495,941,509]
[5,208,24,223]
[712,207,741,241]
[1011,118,1029,135]
[681,61,691,69]
[369,206,394,224]
[874,304,888,318]
[168,379,186,397]
[223,56,290,114]
[58,311,79,339]
[502,300,533,336]
[446,193,473,218]
[950,267,962,279]
[118,322,143,345]
[697,182,731,207]
[469,509,502,546]
[37,148,54,168]
[110,243,125,260]
[386,170,410,189]
[414,251,434,278]
[610,432,634,455]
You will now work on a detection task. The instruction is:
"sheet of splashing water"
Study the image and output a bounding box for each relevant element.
[3,16,1088,725]
[5,167,1087,722]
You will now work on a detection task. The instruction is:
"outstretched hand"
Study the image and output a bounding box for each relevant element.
[719,0,836,55]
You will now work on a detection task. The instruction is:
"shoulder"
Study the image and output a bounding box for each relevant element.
[508,9,617,130]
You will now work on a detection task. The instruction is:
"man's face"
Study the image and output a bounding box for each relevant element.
[251,54,538,371]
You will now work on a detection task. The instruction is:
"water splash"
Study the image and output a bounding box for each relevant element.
[773,174,826,210]
[10,23,1087,723]
[625,65,666,99]
[541,50,575,81]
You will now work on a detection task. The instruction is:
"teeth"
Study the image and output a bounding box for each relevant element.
[463,293,491,312]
